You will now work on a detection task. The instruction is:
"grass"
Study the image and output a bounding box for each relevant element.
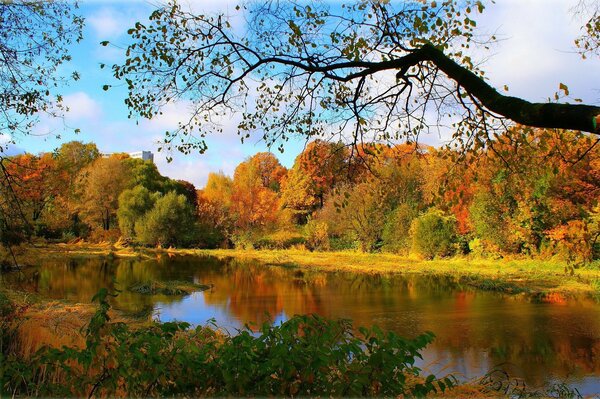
[0,286,144,358]
[128,280,211,296]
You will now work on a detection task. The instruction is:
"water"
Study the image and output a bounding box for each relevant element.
[3,254,600,394]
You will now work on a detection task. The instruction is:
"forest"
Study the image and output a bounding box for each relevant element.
[3,125,599,265]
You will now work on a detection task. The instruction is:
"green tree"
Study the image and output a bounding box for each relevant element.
[135,191,196,247]
[117,186,160,239]
[410,209,458,259]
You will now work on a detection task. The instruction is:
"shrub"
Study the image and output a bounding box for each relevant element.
[231,230,257,250]
[304,219,330,251]
[135,191,197,247]
[410,208,458,259]
[1,289,454,397]
[88,228,121,244]
[254,230,305,249]
[546,220,594,268]
[382,203,419,254]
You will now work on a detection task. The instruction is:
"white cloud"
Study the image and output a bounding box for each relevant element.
[64,92,103,121]
[87,7,127,39]
[475,0,600,103]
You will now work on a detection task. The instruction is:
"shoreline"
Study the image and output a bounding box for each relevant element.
[9,243,600,300]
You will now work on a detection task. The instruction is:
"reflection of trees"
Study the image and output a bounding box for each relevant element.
[198,259,324,326]
[5,255,600,387]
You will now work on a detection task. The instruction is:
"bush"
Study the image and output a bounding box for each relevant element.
[410,209,458,259]
[135,192,197,247]
[466,237,501,259]
[254,230,305,250]
[88,228,121,244]
[231,231,257,250]
[382,203,419,254]
[546,220,595,268]
[304,220,330,251]
[1,289,453,397]
[329,235,358,251]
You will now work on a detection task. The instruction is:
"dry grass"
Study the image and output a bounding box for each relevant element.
[2,290,143,358]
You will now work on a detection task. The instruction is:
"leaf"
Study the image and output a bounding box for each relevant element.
[100,40,109,46]
[559,82,569,96]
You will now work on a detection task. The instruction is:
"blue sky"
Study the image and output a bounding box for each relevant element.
[10,0,600,188]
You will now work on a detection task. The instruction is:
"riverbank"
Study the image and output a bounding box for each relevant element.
[9,243,600,299]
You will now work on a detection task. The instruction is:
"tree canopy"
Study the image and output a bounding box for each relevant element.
[113,0,600,157]
[0,1,83,145]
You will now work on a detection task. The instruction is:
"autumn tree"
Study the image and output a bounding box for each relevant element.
[0,1,83,252]
[249,152,287,192]
[76,156,131,231]
[280,140,348,224]
[231,158,281,232]
[4,153,65,225]
[197,172,235,246]
[463,127,600,256]
[113,0,600,161]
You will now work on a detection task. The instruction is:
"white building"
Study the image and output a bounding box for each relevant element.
[101,150,154,163]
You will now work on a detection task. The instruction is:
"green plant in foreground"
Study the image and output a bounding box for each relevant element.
[0,288,454,397]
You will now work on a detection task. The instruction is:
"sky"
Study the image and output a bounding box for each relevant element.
[9,0,600,188]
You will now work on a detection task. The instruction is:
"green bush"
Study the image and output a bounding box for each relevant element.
[1,289,454,398]
[135,191,197,247]
[329,235,358,251]
[410,208,458,259]
[117,185,160,239]
[254,230,305,249]
[382,203,419,254]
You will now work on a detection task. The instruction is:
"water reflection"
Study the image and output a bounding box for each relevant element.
[3,255,600,394]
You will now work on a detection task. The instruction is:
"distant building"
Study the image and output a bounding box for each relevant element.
[101,150,154,163]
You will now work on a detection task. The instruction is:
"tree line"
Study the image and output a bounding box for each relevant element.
[2,126,599,263]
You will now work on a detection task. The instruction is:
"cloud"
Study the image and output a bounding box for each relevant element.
[87,7,126,39]
[64,92,103,121]
[475,0,600,103]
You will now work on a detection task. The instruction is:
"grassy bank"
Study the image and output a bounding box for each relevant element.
[180,249,599,299]
[7,243,600,299]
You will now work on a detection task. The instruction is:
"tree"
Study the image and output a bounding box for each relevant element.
[280,165,319,224]
[0,1,83,145]
[113,0,600,159]
[574,0,599,57]
[76,156,131,231]
[4,153,64,224]
[117,185,160,238]
[248,152,287,192]
[231,159,281,231]
[0,2,83,253]
[135,191,196,247]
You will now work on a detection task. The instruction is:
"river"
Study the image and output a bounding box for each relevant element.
[3,254,600,395]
